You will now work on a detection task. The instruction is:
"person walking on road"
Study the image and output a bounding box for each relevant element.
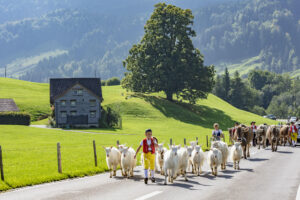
[134,129,158,184]
[212,123,223,141]
[251,121,257,147]
[289,121,298,147]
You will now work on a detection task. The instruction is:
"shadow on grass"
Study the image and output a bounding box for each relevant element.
[133,94,235,129]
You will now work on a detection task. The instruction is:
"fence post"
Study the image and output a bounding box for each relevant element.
[0,146,4,181]
[93,140,98,167]
[223,135,225,142]
[184,138,186,145]
[57,143,62,173]
[170,138,172,146]
[117,140,120,146]
[206,135,208,148]
[196,137,198,145]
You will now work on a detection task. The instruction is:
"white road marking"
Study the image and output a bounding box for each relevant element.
[296,184,300,200]
[134,191,163,200]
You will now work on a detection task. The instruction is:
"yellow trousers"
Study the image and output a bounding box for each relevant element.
[291,132,298,142]
[144,152,155,170]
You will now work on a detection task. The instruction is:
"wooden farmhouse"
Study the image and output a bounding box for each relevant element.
[50,78,102,128]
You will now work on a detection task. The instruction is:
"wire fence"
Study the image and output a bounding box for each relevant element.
[0,134,230,184]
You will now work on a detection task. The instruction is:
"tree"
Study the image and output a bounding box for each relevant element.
[122,3,215,103]
[106,77,121,86]
[223,67,231,101]
[229,71,245,109]
[213,75,225,99]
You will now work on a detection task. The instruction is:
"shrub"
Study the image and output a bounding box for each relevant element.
[252,105,266,116]
[0,112,31,125]
[99,106,122,128]
[106,77,121,86]
[101,80,106,86]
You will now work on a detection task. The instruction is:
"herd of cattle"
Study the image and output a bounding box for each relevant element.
[104,124,292,185]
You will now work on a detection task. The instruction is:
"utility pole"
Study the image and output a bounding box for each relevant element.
[4,66,6,78]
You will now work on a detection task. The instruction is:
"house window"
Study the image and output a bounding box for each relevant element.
[90,99,96,107]
[74,89,83,95]
[60,100,66,106]
[70,111,77,116]
[61,111,67,118]
[70,100,76,106]
[90,111,96,118]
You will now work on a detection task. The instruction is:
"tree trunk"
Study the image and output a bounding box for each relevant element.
[165,91,173,101]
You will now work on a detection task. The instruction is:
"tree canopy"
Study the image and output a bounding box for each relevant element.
[122,3,215,103]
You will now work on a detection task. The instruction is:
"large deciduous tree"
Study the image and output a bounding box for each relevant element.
[122,3,215,103]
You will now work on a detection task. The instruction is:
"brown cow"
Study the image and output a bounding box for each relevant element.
[235,126,253,159]
[279,125,291,146]
[266,125,280,152]
[256,124,267,149]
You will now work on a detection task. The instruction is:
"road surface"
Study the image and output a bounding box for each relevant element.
[0,146,300,200]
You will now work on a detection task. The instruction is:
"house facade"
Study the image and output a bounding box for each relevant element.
[50,78,102,128]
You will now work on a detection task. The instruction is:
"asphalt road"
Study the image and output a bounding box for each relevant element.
[1,146,300,200]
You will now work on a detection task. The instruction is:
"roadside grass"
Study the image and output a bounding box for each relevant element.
[0,125,141,191]
[0,124,226,192]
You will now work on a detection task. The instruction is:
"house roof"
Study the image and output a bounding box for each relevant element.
[0,99,19,112]
[50,78,102,104]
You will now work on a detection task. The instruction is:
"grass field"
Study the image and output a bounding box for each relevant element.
[0,78,50,121]
[0,78,274,191]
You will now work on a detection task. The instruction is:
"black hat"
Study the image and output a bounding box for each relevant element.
[145,128,152,133]
[251,121,256,124]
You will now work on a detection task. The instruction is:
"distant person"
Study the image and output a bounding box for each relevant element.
[289,122,298,147]
[233,122,240,134]
[212,123,223,141]
[251,121,257,147]
[134,129,158,184]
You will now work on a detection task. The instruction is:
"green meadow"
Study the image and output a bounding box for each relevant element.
[0,78,274,191]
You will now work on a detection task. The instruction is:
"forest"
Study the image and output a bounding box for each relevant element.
[0,0,299,82]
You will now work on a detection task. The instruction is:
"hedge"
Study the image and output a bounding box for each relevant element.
[0,112,31,125]
[106,77,121,86]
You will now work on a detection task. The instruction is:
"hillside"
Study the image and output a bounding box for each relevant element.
[0,0,299,82]
[0,77,275,191]
[0,78,50,121]
[0,77,274,128]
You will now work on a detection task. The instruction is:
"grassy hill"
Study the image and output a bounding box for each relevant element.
[0,78,275,191]
[0,78,50,121]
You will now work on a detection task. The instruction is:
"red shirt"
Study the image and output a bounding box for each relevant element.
[290,125,298,133]
[142,138,155,154]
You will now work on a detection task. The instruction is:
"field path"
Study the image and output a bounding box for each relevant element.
[0,146,300,200]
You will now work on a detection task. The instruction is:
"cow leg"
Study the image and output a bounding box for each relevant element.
[247,144,250,157]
